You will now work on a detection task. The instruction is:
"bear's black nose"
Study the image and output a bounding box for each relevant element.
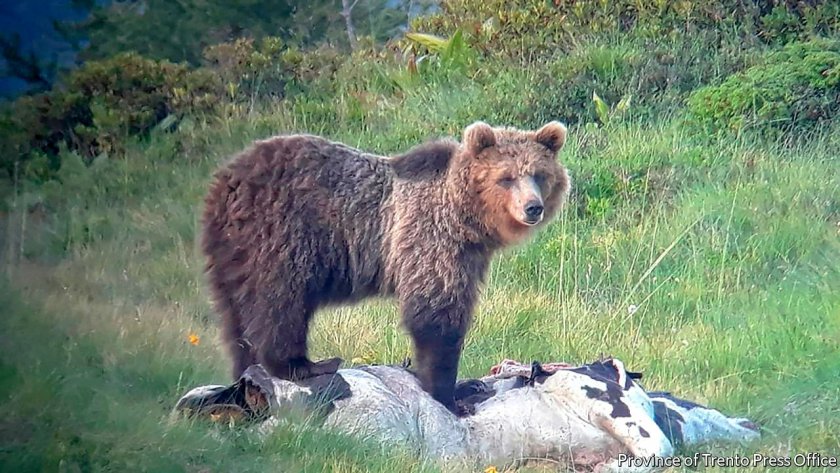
[525,202,544,221]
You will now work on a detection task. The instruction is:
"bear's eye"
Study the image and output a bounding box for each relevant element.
[497,175,516,187]
[534,173,547,187]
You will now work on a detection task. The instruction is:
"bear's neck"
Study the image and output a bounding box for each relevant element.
[445,166,504,252]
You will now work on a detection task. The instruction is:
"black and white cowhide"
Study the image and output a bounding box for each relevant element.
[174,358,760,472]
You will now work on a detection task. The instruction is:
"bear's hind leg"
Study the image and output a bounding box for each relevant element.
[252,300,342,381]
[264,354,343,381]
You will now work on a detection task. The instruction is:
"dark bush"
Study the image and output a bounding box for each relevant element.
[1,53,221,181]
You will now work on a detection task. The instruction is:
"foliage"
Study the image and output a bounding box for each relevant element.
[688,38,840,134]
[202,37,343,101]
[203,37,288,90]
[404,29,477,75]
[1,53,220,181]
[592,91,632,127]
[60,0,332,64]
[0,38,349,184]
[410,0,840,59]
[59,0,425,65]
[477,33,751,127]
[3,0,838,191]
[277,47,349,103]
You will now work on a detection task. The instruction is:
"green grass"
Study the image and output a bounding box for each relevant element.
[2,59,840,472]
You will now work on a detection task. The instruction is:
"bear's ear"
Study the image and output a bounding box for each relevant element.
[463,121,496,155]
[534,121,567,154]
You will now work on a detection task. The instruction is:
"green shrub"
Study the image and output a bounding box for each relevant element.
[410,0,840,59]
[486,34,750,126]
[203,37,288,99]
[0,40,351,188]
[332,48,408,98]
[758,1,840,43]
[688,38,840,134]
[1,53,221,181]
[203,37,344,102]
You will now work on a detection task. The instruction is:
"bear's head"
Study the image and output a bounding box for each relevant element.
[454,121,571,246]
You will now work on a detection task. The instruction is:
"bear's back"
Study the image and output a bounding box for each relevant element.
[202,134,397,304]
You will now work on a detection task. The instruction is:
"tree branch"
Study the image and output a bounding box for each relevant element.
[341,0,359,51]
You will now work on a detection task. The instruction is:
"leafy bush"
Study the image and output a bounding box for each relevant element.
[279,45,345,96]
[688,38,840,134]
[482,34,750,127]
[758,1,840,43]
[0,39,351,186]
[1,53,221,181]
[203,37,343,102]
[410,0,840,59]
[203,37,289,100]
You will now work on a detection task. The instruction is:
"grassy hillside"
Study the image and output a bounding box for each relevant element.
[2,2,839,472]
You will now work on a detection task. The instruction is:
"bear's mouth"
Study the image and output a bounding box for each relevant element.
[519,214,543,226]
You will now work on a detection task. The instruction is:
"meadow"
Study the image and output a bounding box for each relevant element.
[1,3,839,472]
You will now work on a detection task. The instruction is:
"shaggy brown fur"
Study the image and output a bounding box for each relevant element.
[201,121,571,414]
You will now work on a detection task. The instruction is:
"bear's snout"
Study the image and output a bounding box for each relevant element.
[510,175,544,226]
[524,201,544,224]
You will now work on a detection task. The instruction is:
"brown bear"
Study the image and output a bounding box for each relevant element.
[201,121,571,414]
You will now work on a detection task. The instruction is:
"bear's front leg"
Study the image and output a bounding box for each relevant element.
[400,292,473,416]
[412,328,464,414]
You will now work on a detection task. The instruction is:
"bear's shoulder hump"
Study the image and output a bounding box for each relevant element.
[389,139,459,181]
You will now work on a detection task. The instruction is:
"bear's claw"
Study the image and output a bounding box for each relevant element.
[278,357,344,381]
[310,357,343,376]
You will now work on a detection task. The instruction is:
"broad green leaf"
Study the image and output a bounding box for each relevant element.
[593,91,610,125]
[405,32,448,53]
[444,30,464,62]
[616,94,633,113]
